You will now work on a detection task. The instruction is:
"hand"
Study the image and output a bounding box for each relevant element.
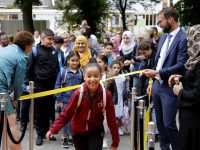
[136,55,145,61]
[82,20,87,28]
[46,131,54,141]
[168,74,182,87]
[110,146,117,150]
[57,103,63,108]
[88,44,94,49]
[139,73,143,78]
[173,82,183,96]
[144,69,157,78]
[131,60,136,65]
[146,84,152,94]
[12,100,17,106]
[26,86,30,93]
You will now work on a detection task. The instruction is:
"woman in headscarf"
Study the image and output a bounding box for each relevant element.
[73,35,92,68]
[110,37,119,55]
[169,25,200,150]
[119,31,135,72]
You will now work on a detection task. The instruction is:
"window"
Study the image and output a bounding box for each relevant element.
[134,15,137,25]
[112,16,119,25]
[163,0,168,8]
[146,15,149,25]
[9,14,18,20]
[154,14,157,25]
[0,14,8,20]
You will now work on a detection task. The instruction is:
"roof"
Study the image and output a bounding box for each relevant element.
[0,0,53,8]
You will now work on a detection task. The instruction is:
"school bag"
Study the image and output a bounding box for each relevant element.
[77,83,107,114]
[32,45,65,65]
[60,67,83,88]
[122,105,131,126]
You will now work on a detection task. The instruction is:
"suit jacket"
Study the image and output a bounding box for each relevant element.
[154,29,189,83]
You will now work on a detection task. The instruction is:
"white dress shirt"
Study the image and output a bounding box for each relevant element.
[156,27,180,71]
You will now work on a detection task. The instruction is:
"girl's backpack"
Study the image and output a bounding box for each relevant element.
[122,105,131,126]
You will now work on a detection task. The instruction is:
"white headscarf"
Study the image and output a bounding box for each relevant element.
[120,31,135,55]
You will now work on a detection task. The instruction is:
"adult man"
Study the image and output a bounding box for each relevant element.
[0,32,8,48]
[24,29,59,145]
[149,27,160,44]
[144,7,189,150]
[34,30,41,46]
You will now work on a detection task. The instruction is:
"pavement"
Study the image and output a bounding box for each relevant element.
[15,112,162,150]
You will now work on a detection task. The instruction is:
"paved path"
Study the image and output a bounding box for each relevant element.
[15,112,161,150]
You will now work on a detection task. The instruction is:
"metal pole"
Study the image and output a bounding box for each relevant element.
[29,81,34,150]
[147,122,156,150]
[130,87,136,150]
[0,93,8,150]
[137,100,145,150]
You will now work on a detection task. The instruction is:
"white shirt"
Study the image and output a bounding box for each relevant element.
[34,36,41,46]
[156,27,180,71]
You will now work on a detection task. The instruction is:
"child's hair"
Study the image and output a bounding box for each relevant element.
[63,51,81,68]
[54,36,64,44]
[111,60,122,74]
[105,41,113,48]
[84,62,102,74]
[70,34,75,38]
[100,44,105,47]
[96,54,108,71]
[104,36,110,41]
[8,35,14,43]
[137,40,158,51]
[116,56,125,63]
[42,28,54,37]
[89,57,97,63]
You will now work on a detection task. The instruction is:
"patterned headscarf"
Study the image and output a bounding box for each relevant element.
[185,25,200,70]
[73,35,92,68]
[110,37,119,55]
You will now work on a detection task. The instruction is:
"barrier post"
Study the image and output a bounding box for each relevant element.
[137,100,145,150]
[147,122,156,150]
[0,93,8,150]
[29,81,34,150]
[130,87,137,150]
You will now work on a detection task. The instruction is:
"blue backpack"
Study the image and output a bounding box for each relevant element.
[32,45,57,56]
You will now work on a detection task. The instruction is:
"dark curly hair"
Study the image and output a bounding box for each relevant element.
[138,40,158,51]
[14,31,34,51]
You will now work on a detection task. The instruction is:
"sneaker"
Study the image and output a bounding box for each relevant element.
[36,135,43,146]
[68,135,73,145]
[102,138,108,149]
[62,137,69,148]
[118,127,124,136]
[16,115,21,121]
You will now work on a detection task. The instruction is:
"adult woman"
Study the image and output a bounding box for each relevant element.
[0,31,34,150]
[110,37,119,55]
[57,30,72,54]
[115,33,122,49]
[119,31,135,72]
[169,25,200,150]
[73,35,92,68]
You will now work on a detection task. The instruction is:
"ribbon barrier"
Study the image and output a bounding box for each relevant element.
[19,70,144,101]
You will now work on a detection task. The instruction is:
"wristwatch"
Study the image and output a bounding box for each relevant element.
[155,71,160,78]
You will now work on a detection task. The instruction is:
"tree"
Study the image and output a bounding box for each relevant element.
[5,4,18,9]
[111,0,161,30]
[14,0,41,33]
[55,0,110,37]
[174,0,200,27]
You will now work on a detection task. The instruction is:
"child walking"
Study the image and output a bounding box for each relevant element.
[111,60,129,136]
[47,62,119,150]
[53,51,84,148]
[96,54,118,148]
[104,41,116,68]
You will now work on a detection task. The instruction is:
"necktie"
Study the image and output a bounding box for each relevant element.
[159,34,172,84]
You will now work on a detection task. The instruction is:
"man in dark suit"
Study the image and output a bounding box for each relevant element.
[144,7,189,150]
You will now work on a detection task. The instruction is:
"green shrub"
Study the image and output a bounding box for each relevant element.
[158,31,164,37]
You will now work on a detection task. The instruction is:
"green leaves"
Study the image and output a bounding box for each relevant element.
[14,0,41,10]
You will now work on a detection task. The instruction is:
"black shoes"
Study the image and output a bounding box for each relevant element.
[62,137,69,148]
[44,135,57,141]
[20,124,25,132]
[36,135,43,146]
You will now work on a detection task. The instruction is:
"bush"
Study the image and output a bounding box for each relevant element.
[158,31,164,37]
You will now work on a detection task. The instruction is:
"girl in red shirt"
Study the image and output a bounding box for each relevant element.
[46,62,120,150]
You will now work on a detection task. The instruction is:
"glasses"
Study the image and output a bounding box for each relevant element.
[157,19,165,25]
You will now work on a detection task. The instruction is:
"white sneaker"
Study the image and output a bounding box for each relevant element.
[102,138,108,149]
[118,127,124,136]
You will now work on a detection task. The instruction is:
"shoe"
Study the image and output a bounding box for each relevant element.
[102,138,108,149]
[36,135,43,146]
[62,137,69,148]
[118,127,124,136]
[49,136,56,141]
[20,123,25,132]
[68,135,73,145]
[155,134,159,143]
[16,115,21,121]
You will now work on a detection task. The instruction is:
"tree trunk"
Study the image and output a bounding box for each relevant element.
[121,9,128,31]
[22,4,34,34]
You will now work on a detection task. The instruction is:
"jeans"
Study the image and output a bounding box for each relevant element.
[61,103,72,134]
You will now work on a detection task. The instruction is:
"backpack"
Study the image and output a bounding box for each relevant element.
[60,67,83,88]
[32,45,58,56]
[77,83,107,114]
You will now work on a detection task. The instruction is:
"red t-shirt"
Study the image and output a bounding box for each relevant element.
[49,83,120,147]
